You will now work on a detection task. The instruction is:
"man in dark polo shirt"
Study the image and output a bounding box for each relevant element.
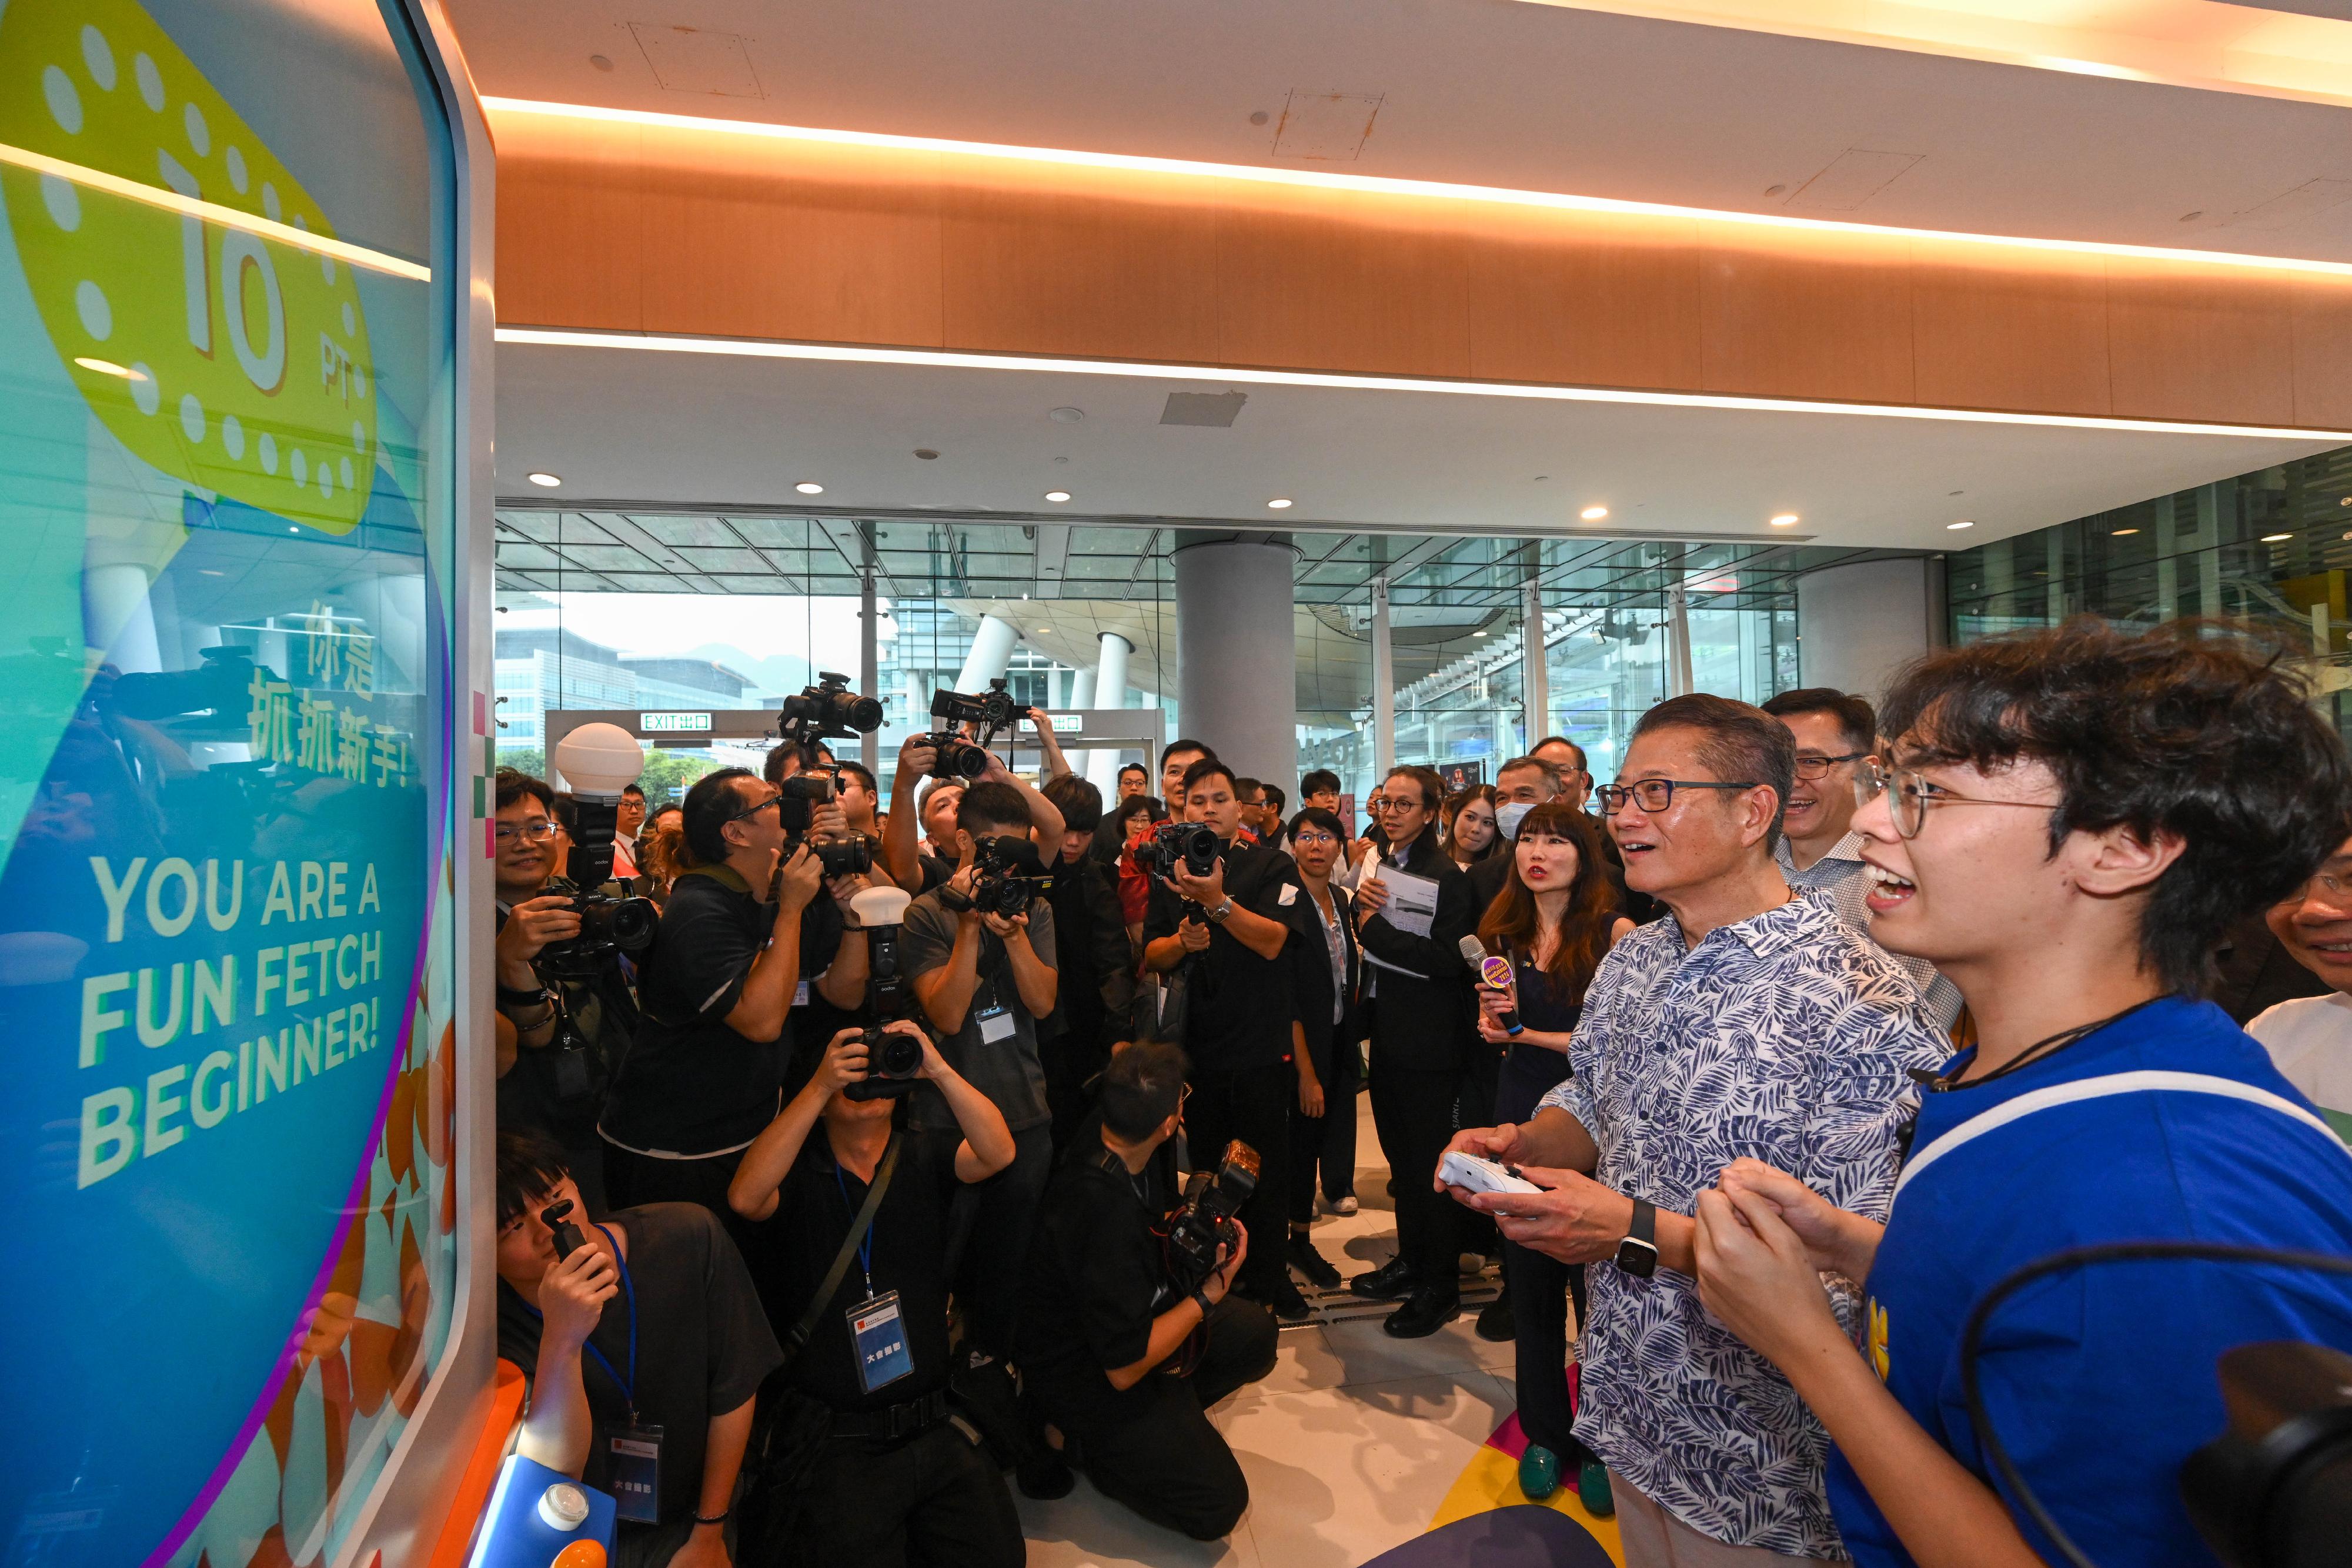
[901,780,1060,1372]
[1141,758,1304,1319]
[724,1019,1024,1568]
[599,770,837,1244]
[495,1129,781,1568]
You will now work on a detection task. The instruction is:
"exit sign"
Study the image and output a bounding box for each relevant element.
[640,711,712,734]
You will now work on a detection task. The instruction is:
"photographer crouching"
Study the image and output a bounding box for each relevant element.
[721,1019,1025,1568]
[1018,1042,1277,1539]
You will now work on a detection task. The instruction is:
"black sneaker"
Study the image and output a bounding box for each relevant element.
[1349,1255,1416,1300]
[1475,1287,1515,1343]
[1016,1449,1074,1500]
[1382,1285,1462,1339]
[1268,1275,1314,1322]
[1288,1234,1342,1290]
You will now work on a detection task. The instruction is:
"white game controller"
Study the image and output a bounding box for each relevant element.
[1439,1149,1542,1195]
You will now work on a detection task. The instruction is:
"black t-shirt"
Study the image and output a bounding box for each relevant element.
[495,1203,782,1525]
[602,867,811,1156]
[1140,839,1295,1074]
[494,880,639,1145]
[756,1129,961,1412]
[1018,1136,1170,1426]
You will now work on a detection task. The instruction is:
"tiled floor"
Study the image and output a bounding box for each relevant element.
[1020,1098,1529,1568]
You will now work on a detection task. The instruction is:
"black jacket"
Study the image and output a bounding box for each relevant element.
[1281,878,1364,1086]
[1043,854,1137,1048]
[1355,831,1477,1074]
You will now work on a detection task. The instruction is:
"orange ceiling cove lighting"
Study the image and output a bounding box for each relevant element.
[1511,1,2352,110]
[480,97,2352,279]
[495,326,2352,442]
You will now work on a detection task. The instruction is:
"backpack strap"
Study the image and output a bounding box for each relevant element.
[1893,1070,2346,1205]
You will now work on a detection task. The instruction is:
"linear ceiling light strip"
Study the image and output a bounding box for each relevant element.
[0,142,432,282]
[480,96,2352,280]
[495,326,2352,442]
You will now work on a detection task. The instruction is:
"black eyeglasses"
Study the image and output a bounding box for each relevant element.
[1852,760,2056,839]
[728,793,783,824]
[1596,779,1759,814]
[1792,751,1868,781]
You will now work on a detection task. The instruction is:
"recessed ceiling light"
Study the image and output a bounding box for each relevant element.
[74,356,141,379]
[1267,497,1293,509]
[2263,532,2292,542]
[1946,520,1974,530]
[1044,490,1071,503]
[1048,406,1085,423]
[527,471,562,487]
[795,481,824,494]
[1769,513,1800,527]
[1581,505,1609,521]
[1035,627,1050,634]
[198,568,224,576]
[1472,628,1488,637]
[2112,527,2139,536]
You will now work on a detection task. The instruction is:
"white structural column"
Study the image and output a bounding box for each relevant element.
[1067,668,1097,779]
[1795,557,1946,704]
[858,564,880,773]
[1371,576,1396,778]
[1522,577,1548,751]
[1174,536,1297,785]
[1084,633,1134,795]
[955,613,1021,694]
[1665,585,1696,698]
[85,561,163,674]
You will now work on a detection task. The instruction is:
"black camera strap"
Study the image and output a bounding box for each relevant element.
[781,1131,904,1368]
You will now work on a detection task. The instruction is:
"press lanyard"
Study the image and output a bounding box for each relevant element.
[529,1223,638,1417]
[835,1160,877,1292]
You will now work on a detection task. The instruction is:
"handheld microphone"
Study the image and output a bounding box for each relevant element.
[1458,935,1524,1037]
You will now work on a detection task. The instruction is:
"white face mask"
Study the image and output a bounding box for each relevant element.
[1495,800,1535,840]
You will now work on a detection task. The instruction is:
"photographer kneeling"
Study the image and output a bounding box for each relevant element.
[724,1020,1025,1568]
[1018,1042,1278,1541]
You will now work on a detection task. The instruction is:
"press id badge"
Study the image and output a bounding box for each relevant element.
[975,1001,1015,1044]
[848,1292,914,1395]
[609,1424,663,1523]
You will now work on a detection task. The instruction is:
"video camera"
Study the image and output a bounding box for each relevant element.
[542,724,660,980]
[542,1198,587,1261]
[844,885,923,1101]
[914,678,1021,780]
[1132,821,1219,883]
[1160,1140,1260,1297]
[775,671,883,769]
[969,833,1053,918]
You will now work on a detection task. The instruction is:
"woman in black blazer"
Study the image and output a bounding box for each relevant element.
[1280,806,1364,1289]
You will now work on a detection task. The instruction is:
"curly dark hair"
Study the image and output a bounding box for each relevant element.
[1880,617,2352,994]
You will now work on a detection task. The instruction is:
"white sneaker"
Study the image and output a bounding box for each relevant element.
[1334,1195,1359,1215]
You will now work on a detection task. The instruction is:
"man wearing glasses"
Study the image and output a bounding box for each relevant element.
[1762,689,1960,1028]
[1440,694,1946,1564]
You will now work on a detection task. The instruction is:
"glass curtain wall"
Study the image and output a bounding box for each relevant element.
[1946,446,2352,736]
[495,512,1873,808]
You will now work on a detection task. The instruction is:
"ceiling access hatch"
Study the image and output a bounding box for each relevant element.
[1160,390,1250,427]
[1272,89,1384,161]
[1785,149,1923,212]
[629,23,764,98]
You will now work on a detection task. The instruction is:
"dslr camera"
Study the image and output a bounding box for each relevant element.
[1132,820,1219,882]
[775,671,883,768]
[913,678,1021,780]
[1160,1140,1261,1296]
[539,800,657,981]
[968,834,1053,918]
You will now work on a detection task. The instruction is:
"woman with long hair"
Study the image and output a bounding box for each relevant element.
[1475,800,1633,1508]
[1441,784,1502,869]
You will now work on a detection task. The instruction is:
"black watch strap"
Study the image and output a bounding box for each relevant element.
[1614,1197,1660,1279]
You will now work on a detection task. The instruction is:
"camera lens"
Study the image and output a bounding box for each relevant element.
[875,1032,923,1076]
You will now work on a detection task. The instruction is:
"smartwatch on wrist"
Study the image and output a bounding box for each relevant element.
[1613,1197,1660,1279]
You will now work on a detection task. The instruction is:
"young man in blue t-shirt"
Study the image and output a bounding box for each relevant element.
[1690,620,2352,1568]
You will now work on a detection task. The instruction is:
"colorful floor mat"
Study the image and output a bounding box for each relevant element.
[1415,1410,1623,1566]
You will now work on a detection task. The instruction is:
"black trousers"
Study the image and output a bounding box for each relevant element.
[936,1121,1054,1363]
[1288,1038,1361,1225]
[1183,1061,1291,1300]
[783,1419,1025,1568]
[1494,1042,1585,1460]
[1050,1296,1278,1540]
[1040,1024,1110,1156]
[1369,1064,1464,1291]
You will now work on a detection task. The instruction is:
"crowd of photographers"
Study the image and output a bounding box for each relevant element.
[487,626,2352,1568]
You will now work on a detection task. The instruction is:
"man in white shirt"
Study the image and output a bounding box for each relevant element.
[2250,833,2352,1143]
[1760,688,1961,1030]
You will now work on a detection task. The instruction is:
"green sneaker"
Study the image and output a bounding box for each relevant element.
[1578,1459,1615,1517]
[1517,1443,1561,1500]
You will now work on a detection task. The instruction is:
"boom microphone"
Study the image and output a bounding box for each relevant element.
[1458,935,1524,1037]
